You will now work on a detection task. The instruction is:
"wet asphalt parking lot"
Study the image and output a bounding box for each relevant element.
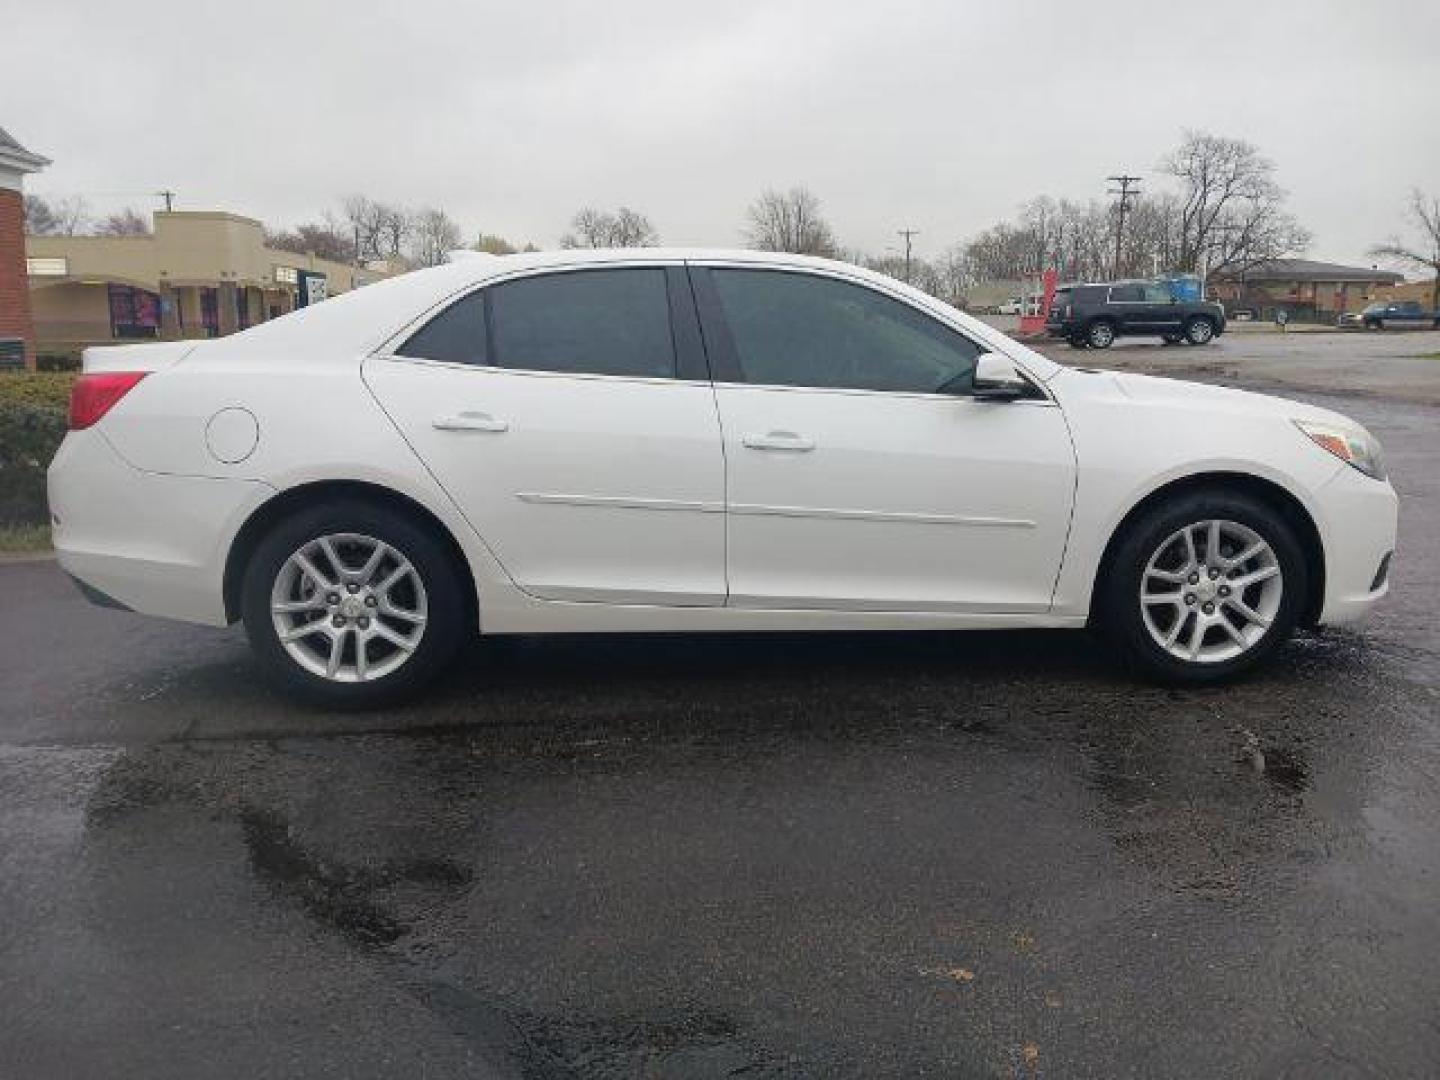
[2,332,1438,1078]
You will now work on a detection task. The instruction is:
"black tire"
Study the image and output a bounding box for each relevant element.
[240,497,467,708]
[1100,488,1308,684]
[1182,316,1215,345]
[1086,320,1116,349]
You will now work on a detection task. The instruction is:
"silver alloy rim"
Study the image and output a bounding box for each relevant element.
[1091,323,1114,346]
[270,532,428,683]
[1139,519,1283,664]
[1189,320,1213,343]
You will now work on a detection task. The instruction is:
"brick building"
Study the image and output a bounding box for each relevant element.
[0,125,50,370]
[1208,259,1404,322]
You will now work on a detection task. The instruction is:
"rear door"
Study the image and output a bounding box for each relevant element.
[364,264,727,606]
[1141,282,1183,332]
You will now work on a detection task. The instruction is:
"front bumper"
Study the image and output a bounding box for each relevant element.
[47,429,273,627]
[1313,464,1398,626]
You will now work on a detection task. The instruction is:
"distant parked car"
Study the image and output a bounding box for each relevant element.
[1361,301,1439,330]
[1046,280,1228,348]
[1336,311,1364,328]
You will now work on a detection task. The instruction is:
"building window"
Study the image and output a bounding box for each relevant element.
[200,287,219,337]
[237,288,250,331]
[107,285,160,339]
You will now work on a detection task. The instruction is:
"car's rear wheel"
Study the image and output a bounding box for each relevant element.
[1182,316,1215,345]
[240,499,466,707]
[1086,320,1116,349]
[1101,489,1307,682]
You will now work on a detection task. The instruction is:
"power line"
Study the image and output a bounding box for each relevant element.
[897,228,919,283]
[1106,175,1141,278]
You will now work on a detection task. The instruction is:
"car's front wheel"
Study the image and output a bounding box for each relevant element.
[1101,490,1307,682]
[1182,316,1215,345]
[240,499,466,707]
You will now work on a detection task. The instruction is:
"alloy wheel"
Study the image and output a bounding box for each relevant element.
[269,532,428,682]
[1139,518,1283,663]
[1088,322,1115,348]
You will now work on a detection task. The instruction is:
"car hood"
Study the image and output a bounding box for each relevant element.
[1068,368,1361,428]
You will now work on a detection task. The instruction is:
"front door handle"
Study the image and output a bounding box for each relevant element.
[433,411,509,433]
[742,431,815,452]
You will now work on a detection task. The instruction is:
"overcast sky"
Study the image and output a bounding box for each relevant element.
[5,0,1437,266]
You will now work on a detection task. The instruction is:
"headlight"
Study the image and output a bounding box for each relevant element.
[1294,419,1387,480]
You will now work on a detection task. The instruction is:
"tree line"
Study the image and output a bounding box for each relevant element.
[22,128,1437,308]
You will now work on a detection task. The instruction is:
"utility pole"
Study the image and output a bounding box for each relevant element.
[155,189,176,212]
[897,228,919,283]
[1106,175,1141,278]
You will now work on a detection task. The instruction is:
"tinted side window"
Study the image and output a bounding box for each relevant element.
[489,268,675,378]
[396,292,487,365]
[1109,284,1143,302]
[1141,284,1172,303]
[710,269,982,394]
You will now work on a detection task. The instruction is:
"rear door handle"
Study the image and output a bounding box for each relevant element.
[742,431,815,452]
[433,411,509,433]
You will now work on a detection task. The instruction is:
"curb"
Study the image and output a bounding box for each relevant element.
[0,551,57,565]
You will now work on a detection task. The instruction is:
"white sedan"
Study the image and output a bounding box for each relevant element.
[48,250,1397,706]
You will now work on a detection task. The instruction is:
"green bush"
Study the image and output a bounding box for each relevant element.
[0,372,76,409]
[0,374,71,527]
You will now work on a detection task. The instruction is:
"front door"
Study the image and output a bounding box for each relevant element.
[365,265,727,606]
[692,266,1076,613]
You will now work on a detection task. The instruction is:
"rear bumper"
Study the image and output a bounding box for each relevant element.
[1314,465,1398,626]
[47,429,273,627]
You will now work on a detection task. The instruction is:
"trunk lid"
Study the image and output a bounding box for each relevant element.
[81,340,202,374]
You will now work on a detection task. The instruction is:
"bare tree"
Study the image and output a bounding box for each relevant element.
[95,207,151,236]
[23,194,59,234]
[1161,130,1309,274]
[610,207,659,247]
[744,187,838,257]
[377,203,412,261]
[24,194,90,235]
[266,214,357,263]
[559,206,659,248]
[410,207,463,267]
[474,232,517,255]
[342,195,412,262]
[1371,189,1440,311]
[930,244,975,306]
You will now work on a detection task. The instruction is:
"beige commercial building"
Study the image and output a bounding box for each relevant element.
[26,210,392,361]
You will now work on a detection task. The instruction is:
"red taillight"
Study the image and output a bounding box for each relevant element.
[68,372,149,430]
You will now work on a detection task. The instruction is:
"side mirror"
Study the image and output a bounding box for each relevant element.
[972,353,1029,401]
